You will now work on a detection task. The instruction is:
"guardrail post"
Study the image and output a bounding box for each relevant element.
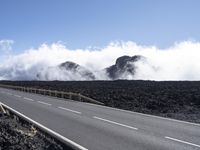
[55,90,57,97]
[0,84,104,105]
[78,93,82,102]
[0,103,6,114]
[69,92,72,100]
[61,92,63,98]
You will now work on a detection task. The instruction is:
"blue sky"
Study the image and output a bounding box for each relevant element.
[1,0,200,52]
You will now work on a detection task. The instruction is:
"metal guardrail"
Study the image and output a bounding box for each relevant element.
[0,102,87,150]
[0,84,104,105]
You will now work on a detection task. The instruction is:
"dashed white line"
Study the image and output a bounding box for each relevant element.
[23,97,34,102]
[7,93,12,96]
[14,94,21,98]
[165,136,200,148]
[37,101,52,106]
[1,102,88,150]
[58,107,82,114]
[85,103,200,127]
[93,116,138,130]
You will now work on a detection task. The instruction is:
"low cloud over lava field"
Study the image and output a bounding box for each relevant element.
[1,41,200,81]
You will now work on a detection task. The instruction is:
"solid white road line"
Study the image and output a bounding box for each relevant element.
[165,136,200,148]
[58,107,82,114]
[14,94,21,98]
[37,101,52,106]
[7,93,12,96]
[93,116,138,130]
[86,103,200,127]
[4,88,200,127]
[24,97,34,102]
[0,102,88,150]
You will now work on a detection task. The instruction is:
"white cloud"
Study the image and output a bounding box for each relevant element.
[0,39,14,53]
[0,40,200,81]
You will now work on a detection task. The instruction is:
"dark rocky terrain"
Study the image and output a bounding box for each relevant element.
[59,61,95,80]
[36,55,144,80]
[1,80,200,123]
[0,112,72,150]
[37,61,95,80]
[105,55,144,79]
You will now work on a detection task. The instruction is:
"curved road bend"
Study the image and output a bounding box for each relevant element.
[0,88,200,150]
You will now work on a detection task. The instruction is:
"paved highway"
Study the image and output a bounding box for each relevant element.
[0,87,200,150]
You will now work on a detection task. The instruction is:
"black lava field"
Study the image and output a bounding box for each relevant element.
[0,112,71,150]
[1,80,200,123]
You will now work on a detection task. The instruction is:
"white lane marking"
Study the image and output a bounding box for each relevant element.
[165,136,200,148]
[0,102,88,150]
[4,88,199,127]
[24,97,34,102]
[37,101,52,106]
[7,93,12,96]
[85,103,200,127]
[93,116,138,130]
[58,107,82,114]
[14,94,21,98]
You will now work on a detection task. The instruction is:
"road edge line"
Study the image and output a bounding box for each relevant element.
[2,87,200,127]
[0,101,88,150]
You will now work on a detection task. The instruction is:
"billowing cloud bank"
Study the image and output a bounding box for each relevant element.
[0,40,200,81]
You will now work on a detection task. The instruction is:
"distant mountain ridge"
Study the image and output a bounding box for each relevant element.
[36,55,145,80]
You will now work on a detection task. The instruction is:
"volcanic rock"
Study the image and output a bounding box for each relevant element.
[37,61,95,80]
[106,55,145,79]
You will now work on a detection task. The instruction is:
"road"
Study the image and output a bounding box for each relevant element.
[0,87,200,150]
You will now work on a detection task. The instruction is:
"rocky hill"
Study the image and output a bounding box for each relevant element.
[105,55,145,79]
[37,61,95,80]
[36,55,145,80]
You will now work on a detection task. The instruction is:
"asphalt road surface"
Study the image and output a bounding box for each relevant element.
[0,87,200,150]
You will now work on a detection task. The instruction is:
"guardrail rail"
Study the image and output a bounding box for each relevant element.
[0,84,104,105]
[0,102,87,150]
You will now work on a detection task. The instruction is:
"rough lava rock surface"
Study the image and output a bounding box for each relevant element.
[37,61,95,80]
[37,55,145,80]
[1,80,200,123]
[0,112,71,150]
[59,61,96,80]
[105,55,145,79]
